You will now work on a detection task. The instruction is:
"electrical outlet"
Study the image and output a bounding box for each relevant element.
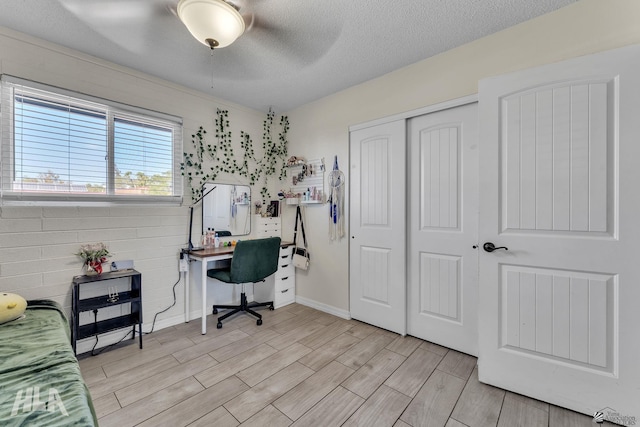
[179,258,189,272]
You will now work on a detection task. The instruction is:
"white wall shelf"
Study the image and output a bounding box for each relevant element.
[287,158,325,204]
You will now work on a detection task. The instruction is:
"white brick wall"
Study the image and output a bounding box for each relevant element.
[0,205,187,312]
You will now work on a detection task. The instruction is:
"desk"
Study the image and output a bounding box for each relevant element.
[185,242,294,334]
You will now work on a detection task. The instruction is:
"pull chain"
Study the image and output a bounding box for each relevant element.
[210,46,214,89]
[206,38,218,89]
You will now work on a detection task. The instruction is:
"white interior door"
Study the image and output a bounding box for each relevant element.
[407,102,479,356]
[349,120,406,335]
[478,44,640,419]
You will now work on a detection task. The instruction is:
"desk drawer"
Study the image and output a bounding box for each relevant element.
[257,229,281,238]
[257,218,280,230]
[260,222,280,231]
[279,245,293,257]
[279,246,293,262]
[274,278,295,306]
[275,264,294,281]
[259,217,280,225]
[275,285,295,306]
[275,274,294,290]
[278,250,293,270]
[207,259,231,270]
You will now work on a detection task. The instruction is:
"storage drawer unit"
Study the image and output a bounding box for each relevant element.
[274,245,295,307]
[255,216,281,238]
[254,243,295,309]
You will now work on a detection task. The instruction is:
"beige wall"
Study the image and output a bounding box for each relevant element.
[0,26,275,338]
[284,0,640,313]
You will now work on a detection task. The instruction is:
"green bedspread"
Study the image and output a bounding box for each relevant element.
[0,300,98,426]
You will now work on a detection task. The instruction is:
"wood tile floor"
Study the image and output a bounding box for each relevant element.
[78,303,612,427]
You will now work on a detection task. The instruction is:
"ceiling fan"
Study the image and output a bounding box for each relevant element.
[58,0,251,49]
[57,0,342,78]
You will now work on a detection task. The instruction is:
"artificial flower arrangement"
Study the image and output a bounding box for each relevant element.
[254,200,263,215]
[76,242,111,275]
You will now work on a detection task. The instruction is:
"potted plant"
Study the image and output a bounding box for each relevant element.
[76,243,111,275]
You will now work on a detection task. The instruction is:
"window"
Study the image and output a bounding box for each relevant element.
[1,76,182,203]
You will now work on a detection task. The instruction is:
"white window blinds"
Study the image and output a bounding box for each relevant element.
[114,115,175,196]
[1,76,183,203]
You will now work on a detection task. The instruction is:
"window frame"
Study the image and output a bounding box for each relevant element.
[0,75,183,205]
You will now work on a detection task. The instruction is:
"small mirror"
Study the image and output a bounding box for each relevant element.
[202,183,251,236]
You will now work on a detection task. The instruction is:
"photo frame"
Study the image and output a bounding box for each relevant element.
[267,200,280,217]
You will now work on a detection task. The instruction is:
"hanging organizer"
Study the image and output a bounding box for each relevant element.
[286,158,325,205]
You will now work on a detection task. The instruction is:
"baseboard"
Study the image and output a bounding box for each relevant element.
[146,311,190,332]
[295,295,351,320]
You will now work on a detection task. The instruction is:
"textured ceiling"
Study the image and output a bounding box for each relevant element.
[0,0,575,112]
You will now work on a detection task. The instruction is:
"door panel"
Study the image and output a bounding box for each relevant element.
[500,266,613,368]
[479,44,640,419]
[408,103,478,356]
[349,120,406,335]
[501,80,612,234]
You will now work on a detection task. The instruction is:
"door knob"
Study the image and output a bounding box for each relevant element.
[483,242,508,253]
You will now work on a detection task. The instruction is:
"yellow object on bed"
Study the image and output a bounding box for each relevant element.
[0,293,27,324]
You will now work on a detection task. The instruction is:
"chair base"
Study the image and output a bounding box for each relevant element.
[213,292,274,328]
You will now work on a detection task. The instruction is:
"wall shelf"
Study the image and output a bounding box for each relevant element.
[287,158,325,204]
[71,269,143,355]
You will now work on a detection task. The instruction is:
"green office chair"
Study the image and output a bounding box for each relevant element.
[208,237,281,328]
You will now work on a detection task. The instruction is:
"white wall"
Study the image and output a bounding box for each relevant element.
[284,0,640,313]
[0,26,279,339]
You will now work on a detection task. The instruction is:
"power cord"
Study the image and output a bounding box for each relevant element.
[143,269,181,335]
[90,309,133,356]
[89,268,182,355]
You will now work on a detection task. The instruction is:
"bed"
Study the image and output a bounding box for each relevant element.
[0,300,98,426]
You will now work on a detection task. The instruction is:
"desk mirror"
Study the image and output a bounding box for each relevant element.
[202,183,251,236]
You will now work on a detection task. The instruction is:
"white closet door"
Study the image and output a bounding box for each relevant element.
[349,120,406,335]
[407,102,479,356]
[478,44,640,419]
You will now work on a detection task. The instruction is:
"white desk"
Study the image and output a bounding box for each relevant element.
[185,242,294,334]
[185,246,234,335]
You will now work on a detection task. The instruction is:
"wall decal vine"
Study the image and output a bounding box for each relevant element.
[181,108,289,203]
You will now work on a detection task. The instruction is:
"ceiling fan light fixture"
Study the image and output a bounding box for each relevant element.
[177,0,245,49]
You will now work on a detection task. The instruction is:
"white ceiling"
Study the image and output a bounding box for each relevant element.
[0,0,575,112]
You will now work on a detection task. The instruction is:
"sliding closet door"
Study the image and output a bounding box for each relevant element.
[407,103,479,356]
[349,120,406,335]
[478,44,640,418]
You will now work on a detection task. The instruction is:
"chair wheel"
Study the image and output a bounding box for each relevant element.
[217,322,223,329]
[269,305,274,311]
[212,308,218,314]
[256,319,262,326]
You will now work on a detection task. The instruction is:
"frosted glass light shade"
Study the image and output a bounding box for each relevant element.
[177,0,245,48]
